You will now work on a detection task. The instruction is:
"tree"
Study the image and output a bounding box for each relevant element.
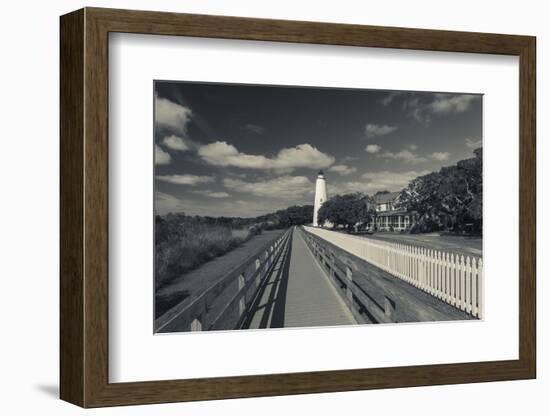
[285,205,314,226]
[257,205,313,228]
[396,148,482,234]
[317,193,375,231]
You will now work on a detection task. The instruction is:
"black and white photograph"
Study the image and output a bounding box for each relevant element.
[154,81,483,333]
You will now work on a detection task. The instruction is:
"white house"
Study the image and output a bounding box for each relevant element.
[370,191,415,232]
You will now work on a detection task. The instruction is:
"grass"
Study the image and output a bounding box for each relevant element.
[361,231,482,258]
[155,215,260,290]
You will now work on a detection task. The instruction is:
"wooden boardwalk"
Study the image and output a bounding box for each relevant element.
[155,226,474,333]
[242,227,356,329]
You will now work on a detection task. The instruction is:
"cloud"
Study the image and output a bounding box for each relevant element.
[198,141,335,172]
[156,174,214,186]
[430,151,451,162]
[193,190,230,198]
[362,170,430,192]
[379,92,402,107]
[161,134,195,151]
[465,138,482,149]
[377,147,450,164]
[223,175,313,199]
[155,94,192,132]
[365,124,398,138]
[335,170,430,194]
[155,192,185,214]
[244,123,266,135]
[430,94,477,114]
[365,144,382,154]
[378,149,427,164]
[405,93,479,125]
[155,144,171,165]
[403,97,420,110]
[328,164,357,176]
[155,191,266,217]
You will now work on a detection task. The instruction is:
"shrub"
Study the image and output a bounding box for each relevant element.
[155,215,256,290]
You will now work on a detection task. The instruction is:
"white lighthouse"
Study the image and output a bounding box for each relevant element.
[313,170,328,227]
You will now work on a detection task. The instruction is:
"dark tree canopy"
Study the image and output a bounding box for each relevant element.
[255,205,314,229]
[396,148,482,234]
[159,204,313,231]
[317,193,376,231]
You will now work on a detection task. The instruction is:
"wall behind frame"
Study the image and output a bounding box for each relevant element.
[0,0,545,415]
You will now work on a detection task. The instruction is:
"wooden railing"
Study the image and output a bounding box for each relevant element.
[299,227,396,324]
[303,226,483,319]
[155,228,293,332]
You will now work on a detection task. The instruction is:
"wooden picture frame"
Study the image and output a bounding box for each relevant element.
[60,7,536,408]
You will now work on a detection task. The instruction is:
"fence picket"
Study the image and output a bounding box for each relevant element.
[478,259,483,319]
[449,253,456,305]
[466,256,472,314]
[434,251,441,298]
[471,257,478,317]
[460,255,466,311]
[444,252,450,302]
[418,247,423,289]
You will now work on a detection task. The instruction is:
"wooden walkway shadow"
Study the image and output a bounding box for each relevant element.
[241,228,356,329]
[240,229,293,329]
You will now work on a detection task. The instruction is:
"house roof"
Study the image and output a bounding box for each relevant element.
[374,191,401,204]
[376,208,410,216]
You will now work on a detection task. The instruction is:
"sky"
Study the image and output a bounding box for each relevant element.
[154,81,482,217]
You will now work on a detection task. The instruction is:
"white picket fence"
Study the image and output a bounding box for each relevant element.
[303,226,483,319]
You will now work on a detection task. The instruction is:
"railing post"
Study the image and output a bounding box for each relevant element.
[384,296,396,321]
[345,266,353,305]
[329,250,336,279]
[238,273,246,316]
[264,250,269,274]
[255,258,261,287]
[190,318,202,332]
